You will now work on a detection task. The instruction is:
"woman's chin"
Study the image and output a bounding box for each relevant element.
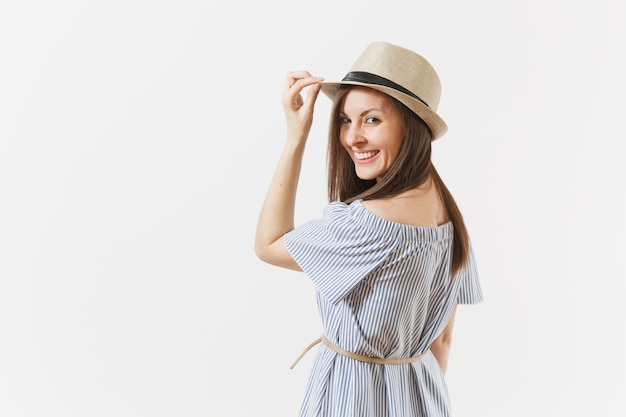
[354,169,378,182]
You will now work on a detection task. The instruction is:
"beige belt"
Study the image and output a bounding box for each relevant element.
[290,335,430,369]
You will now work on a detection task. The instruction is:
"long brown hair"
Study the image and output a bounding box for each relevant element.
[326,86,469,275]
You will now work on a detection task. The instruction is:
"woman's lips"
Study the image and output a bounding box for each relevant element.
[353,150,379,164]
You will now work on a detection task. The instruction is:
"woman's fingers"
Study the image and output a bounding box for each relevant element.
[284,70,314,88]
[282,71,324,110]
[302,80,322,111]
[284,71,323,89]
[280,71,324,141]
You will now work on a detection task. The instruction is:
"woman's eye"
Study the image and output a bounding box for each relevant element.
[365,117,380,124]
[339,117,350,124]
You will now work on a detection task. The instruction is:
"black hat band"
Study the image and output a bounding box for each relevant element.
[341,71,430,108]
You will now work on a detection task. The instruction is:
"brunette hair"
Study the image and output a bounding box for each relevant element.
[326,86,469,275]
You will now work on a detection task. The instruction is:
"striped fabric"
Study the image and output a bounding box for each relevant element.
[284,200,483,417]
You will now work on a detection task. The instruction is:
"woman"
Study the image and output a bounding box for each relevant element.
[255,41,483,417]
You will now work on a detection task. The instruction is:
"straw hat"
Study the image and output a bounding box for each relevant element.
[321,41,448,140]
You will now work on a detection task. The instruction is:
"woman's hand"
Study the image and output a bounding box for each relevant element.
[282,71,324,144]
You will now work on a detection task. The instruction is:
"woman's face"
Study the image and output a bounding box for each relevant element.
[339,87,404,181]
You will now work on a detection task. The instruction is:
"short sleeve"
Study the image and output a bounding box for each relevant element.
[455,243,484,304]
[284,202,397,305]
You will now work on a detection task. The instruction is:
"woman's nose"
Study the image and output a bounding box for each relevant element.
[344,125,365,147]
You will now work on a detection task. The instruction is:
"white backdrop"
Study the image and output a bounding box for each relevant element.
[1,1,624,416]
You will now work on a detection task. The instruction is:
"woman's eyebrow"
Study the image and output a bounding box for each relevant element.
[339,108,384,117]
[360,108,383,116]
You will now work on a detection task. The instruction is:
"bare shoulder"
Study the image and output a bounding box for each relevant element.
[361,184,447,227]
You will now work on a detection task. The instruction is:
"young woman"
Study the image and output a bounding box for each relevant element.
[255,41,483,417]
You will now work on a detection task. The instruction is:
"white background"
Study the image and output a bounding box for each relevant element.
[1,1,624,416]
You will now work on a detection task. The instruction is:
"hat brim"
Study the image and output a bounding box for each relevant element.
[320,81,448,141]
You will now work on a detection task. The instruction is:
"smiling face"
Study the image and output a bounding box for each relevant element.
[339,87,405,181]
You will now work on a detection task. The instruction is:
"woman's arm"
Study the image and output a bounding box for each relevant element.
[254,71,323,270]
[430,305,457,375]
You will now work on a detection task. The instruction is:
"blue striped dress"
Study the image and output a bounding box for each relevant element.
[284,199,483,417]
